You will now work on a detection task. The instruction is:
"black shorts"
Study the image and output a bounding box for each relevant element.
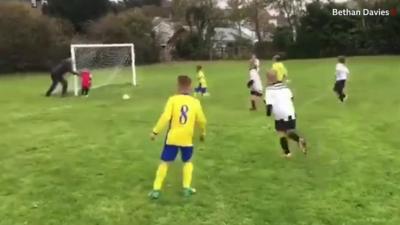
[250,90,262,97]
[275,117,296,131]
[333,80,346,92]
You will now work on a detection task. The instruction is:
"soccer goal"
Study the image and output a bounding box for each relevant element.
[70,43,136,96]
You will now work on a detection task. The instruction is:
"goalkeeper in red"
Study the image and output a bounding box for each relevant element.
[149,75,207,199]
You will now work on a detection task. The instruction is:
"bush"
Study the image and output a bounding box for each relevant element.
[174,34,207,60]
[274,0,400,58]
[288,31,321,58]
[0,2,73,73]
[254,41,278,59]
[272,27,293,52]
[48,0,110,31]
[85,9,159,64]
[226,38,255,59]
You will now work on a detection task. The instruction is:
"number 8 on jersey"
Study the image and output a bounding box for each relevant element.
[179,105,189,124]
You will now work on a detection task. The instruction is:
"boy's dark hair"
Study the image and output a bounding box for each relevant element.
[338,55,346,63]
[196,65,202,71]
[178,75,192,87]
[273,55,281,62]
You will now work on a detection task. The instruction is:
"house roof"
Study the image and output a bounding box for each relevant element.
[152,17,175,45]
[213,27,258,43]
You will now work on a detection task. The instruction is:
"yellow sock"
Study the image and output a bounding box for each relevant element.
[153,163,168,190]
[183,162,194,189]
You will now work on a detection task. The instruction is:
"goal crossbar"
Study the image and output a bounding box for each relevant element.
[70,43,136,96]
[71,43,134,48]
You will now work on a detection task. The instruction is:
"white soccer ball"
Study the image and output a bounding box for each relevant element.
[122,94,130,100]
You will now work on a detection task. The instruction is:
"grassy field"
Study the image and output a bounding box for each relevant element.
[1,56,400,225]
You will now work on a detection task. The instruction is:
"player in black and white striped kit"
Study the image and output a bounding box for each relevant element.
[265,70,307,158]
[247,63,263,111]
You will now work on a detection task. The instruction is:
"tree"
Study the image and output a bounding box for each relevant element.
[123,0,143,8]
[273,26,292,51]
[244,0,267,42]
[86,9,159,64]
[179,0,221,59]
[185,0,219,38]
[123,0,162,8]
[0,2,73,72]
[48,0,110,31]
[227,0,247,38]
[144,0,162,6]
[171,0,194,20]
[267,0,306,42]
[361,0,400,53]
[289,1,359,57]
[185,6,206,36]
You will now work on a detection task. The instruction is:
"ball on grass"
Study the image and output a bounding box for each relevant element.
[122,94,130,100]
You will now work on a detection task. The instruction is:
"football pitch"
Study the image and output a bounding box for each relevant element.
[1,56,399,225]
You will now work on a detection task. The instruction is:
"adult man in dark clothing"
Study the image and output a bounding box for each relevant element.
[45,58,78,97]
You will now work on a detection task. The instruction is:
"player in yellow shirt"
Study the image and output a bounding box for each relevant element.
[271,55,288,82]
[149,75,207,199]
[194,65,210,96]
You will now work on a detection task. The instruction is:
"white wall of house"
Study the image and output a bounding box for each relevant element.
[152,18,175,47]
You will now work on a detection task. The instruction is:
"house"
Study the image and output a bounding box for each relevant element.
[152,15,267,60]
[152,17,176,61]
[30,0,47,8]
[152,17,175,48]
[212,26,258,58]
[26,0,48,14]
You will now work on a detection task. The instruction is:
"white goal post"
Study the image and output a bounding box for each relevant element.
[70,43,136,96]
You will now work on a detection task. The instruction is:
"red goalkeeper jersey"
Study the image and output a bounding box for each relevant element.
[81,70,92,88]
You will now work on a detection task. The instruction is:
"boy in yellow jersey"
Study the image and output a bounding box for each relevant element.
[149,75,207,199]
[271,55,288,82]
[194,65,210,96]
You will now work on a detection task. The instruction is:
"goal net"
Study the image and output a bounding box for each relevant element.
[70,43,136,96]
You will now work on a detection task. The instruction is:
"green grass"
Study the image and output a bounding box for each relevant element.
[1,56,400,225]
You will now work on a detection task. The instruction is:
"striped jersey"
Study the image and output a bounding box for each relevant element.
[265,83,295,121]
[249,68,263,93]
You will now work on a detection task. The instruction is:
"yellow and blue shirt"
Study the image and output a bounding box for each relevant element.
[271,62,288,82]
[153,94,207,147]
[197,70,207,88]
